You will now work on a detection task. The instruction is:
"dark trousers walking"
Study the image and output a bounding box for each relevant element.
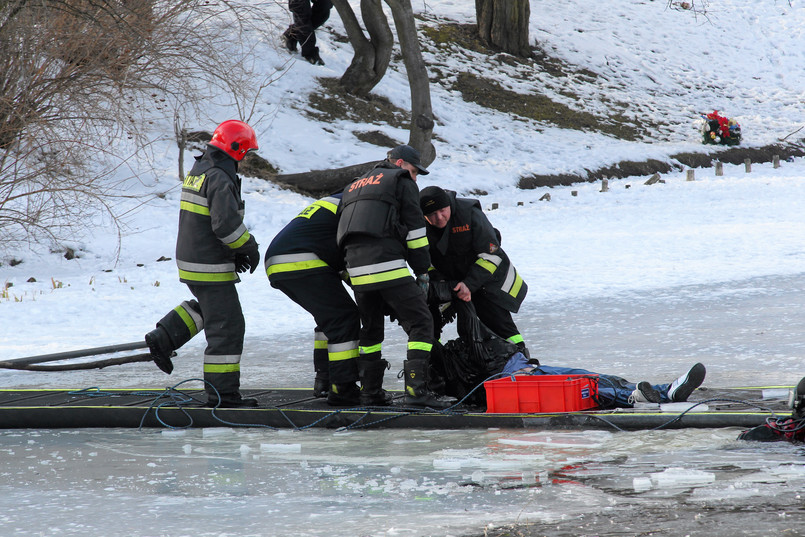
[287,0,332,58]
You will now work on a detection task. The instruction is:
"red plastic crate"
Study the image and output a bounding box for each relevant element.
[484,374,599,413]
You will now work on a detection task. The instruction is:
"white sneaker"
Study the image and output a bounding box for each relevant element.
[667,363,706,402]
[628,381,662,404]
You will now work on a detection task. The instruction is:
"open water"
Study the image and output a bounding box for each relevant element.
[1,274,804,537]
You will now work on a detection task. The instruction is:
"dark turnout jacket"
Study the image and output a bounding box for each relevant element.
[176,146,253,285]
[426,190,527,312]
[336,162,430,291]
[264,194,344,283]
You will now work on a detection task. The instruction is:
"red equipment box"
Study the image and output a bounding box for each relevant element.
[484,374,599,413]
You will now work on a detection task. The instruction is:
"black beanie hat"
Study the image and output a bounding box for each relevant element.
[420,186,451,215]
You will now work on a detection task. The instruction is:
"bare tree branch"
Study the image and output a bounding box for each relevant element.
[0,0,286,254]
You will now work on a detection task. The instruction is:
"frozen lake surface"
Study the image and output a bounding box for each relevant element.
[1,274,804,536]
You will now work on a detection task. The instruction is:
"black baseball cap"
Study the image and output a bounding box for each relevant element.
[387,145,429,175]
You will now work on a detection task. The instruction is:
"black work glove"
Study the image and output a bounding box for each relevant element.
[235,254,250,273]
[235,235,260,274]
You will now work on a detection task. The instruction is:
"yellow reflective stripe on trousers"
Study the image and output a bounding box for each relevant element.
[204,354,241,374]
[360,343,382,354]
[329,343,359,362]
[174,304,200,338]
[203,363,241,373]
[408,341,433,352]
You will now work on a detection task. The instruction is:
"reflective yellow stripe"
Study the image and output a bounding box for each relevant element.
[228,230,251,249]
[180,201,210,216]
[329,347,359,362]
[360,344,382,354]
[297,198,339,219]
[350,268,411,287]
[408,341,433,352]
[507,334,524,345]
[266,259,328,276]
[314,199,338,214]
[475,258,497,274]
[178,269,237,283]
[204,363,241,374]
[509,272,524,298]
[314,339,328,350]
[174,305,199,338]
[348,259,407,277]
[407,237,429,249]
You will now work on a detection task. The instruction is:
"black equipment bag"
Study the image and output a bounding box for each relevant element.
[429,300,520,406]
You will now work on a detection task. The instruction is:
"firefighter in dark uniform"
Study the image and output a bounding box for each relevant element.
[419,186,530,357]
[337,145,455,409]
[281,0,332,65]
[144,120,261,408]
[264,193,362,406]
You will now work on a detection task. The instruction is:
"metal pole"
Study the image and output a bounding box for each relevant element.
[3,341,148,366]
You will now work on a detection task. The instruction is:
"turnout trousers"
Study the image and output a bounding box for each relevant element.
[355,279,435,365]
[270,272,360,384]
[155,284,246,400]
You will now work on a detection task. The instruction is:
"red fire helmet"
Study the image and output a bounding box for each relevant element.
[209,120,258,161]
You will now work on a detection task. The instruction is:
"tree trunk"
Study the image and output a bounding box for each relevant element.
[384,0,435,167]
[331,0,393,98]
[476,0,531,57]
[275,161,381,197]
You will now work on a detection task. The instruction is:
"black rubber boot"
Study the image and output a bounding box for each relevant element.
[146,300,203,375]
[313,350,329,398]
[303,47,324,65]
[145,326,174,375]
[358,357,393,406]
[205,371,258,408]
[207,394,259,408]
[403,359,456,409]
[326,382,361,407]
